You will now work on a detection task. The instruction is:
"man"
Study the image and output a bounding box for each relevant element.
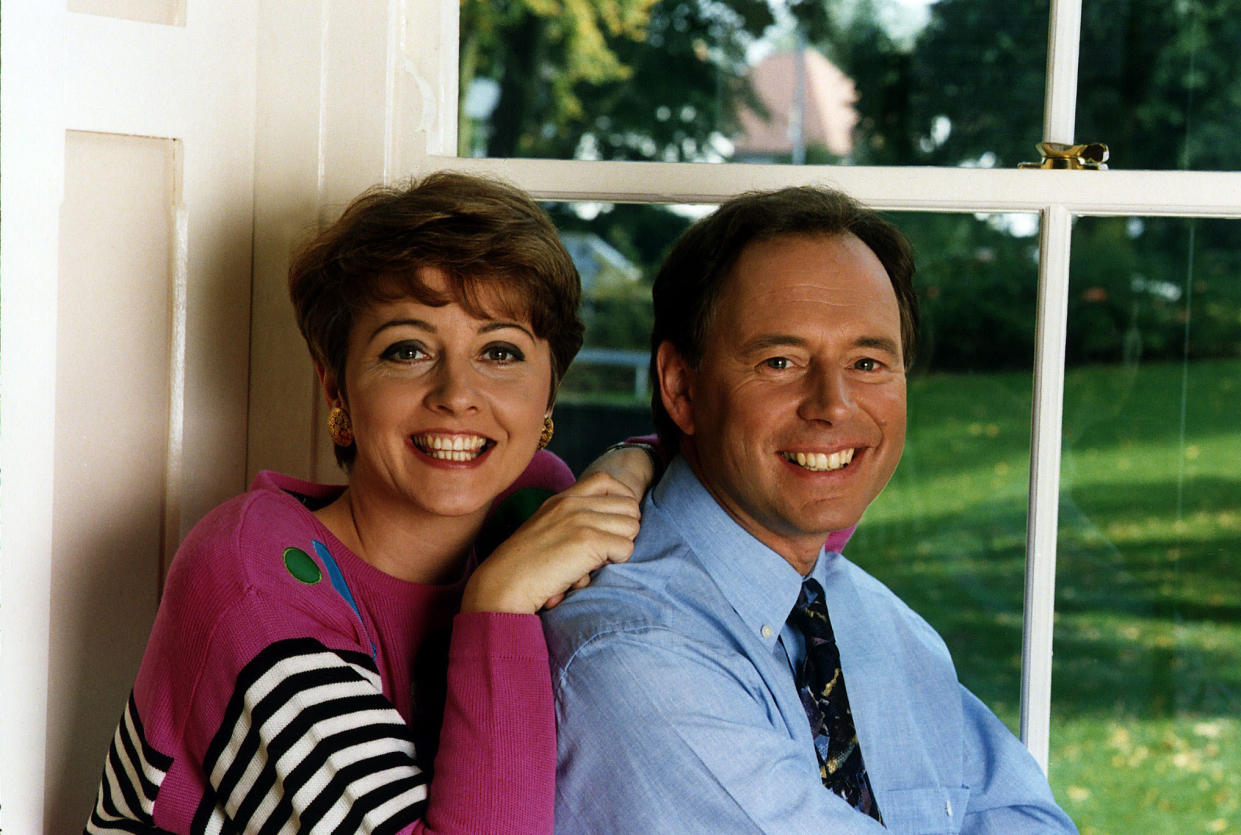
[542,186,1077,833]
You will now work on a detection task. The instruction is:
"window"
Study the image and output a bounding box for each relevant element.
[404,0,1241,828]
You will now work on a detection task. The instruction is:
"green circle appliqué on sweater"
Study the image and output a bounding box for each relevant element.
[283,546,322,584]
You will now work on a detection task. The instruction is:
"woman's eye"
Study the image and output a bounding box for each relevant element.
[380,342,427,362]
[483,343,525,363]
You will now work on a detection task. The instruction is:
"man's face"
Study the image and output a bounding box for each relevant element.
[659,232,907,573]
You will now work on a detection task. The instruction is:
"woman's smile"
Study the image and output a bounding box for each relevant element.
[410,431,493,463]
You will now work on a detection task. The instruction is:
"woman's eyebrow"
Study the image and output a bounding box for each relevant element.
[369,318,433,341]
[478,321,535,340]
[368,318,536,342]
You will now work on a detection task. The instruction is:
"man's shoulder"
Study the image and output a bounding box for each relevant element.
[540,515,728,669]
[828,554,954,663]
[541,549,688,657]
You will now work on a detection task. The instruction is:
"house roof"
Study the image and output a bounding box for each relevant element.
[733,48,859,158]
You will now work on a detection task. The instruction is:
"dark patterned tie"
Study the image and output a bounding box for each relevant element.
[787,577,882,822]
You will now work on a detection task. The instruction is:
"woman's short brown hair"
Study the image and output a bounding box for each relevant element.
[289,171,584,464]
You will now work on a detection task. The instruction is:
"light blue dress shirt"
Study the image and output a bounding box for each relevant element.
[543,457,1077,834]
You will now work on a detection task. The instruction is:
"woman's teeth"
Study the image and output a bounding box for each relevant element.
[783,448,855,472]
[413,434,488,462]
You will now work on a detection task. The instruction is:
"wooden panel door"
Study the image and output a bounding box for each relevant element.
[2,2,255,829]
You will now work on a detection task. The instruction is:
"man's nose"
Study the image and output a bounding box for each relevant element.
[799,364,854,423]
[425,357,480,414]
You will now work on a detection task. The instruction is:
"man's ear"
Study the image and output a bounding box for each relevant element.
[656,341,696,437]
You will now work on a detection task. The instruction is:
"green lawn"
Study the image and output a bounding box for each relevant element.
[849,358,1241,832]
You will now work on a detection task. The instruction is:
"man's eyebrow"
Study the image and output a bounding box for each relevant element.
[740,334,901,355]
[741,334,809,354]
[855,336,902,356]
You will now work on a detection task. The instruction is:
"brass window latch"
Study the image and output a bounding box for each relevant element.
[1019,142,1109,170]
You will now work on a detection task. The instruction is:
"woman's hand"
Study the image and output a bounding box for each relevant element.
[578,443,657,501]
[461,471,642,614]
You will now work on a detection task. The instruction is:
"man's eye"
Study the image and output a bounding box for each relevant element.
[381,342,426,362]
[483,343,524,363]
[854,357,879,371]
[764,357,790,370]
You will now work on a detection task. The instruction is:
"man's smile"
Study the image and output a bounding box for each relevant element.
[780,448,856,472]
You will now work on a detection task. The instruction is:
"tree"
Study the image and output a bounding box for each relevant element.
[461,0,778,161]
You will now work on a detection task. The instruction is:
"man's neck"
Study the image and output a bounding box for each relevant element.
[678,448,823,576]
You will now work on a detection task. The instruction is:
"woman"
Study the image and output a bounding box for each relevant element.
[87,172,650,833]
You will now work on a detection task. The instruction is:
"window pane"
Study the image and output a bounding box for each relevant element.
[1078,2,1241,171]
[1052,217,1241,831]
[540,202,691,470]
[459,0,1049,168]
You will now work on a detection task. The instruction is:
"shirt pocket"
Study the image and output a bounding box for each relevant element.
[877,785,971,834]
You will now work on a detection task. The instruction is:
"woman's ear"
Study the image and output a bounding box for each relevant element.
[656,341,696,437]
[316,362,343,408]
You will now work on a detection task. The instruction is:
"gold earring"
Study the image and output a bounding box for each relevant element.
[537,416,554,450]
[327,406,354,447]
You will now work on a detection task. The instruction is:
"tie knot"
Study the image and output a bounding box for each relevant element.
[788,578,832,636]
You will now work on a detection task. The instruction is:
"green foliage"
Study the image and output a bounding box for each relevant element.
[459,0,660,156]
[462,0,775,160]
[898,213,1041,372]
[1076,0,1241,171]
[1066,217,1241,366]
[902,0,1049,167]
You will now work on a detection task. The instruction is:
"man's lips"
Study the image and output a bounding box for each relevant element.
[780,448,856,472]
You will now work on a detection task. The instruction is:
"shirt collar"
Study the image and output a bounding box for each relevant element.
[650,457,812,646]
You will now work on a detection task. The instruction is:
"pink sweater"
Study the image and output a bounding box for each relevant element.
[87,452,573,834]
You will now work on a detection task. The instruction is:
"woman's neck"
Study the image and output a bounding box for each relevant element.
[313,486,487,584]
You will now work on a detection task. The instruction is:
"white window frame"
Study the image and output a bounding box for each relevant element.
[407,0,1241,771]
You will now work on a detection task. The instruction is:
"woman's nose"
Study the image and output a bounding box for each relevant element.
[425,357,479,414]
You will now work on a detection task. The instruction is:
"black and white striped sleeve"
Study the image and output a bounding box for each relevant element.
[86,693,175,833]
[191,637,429,834]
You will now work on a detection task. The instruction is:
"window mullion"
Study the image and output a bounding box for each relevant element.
[1019,0,1082,773]
[1021,205,1074,772]
[1044,0,1083,144]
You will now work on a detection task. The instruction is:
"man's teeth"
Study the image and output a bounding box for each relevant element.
[414,434,488,461]
[784,448,855,472]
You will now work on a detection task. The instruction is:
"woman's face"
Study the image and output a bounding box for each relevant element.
[334,267,553,522]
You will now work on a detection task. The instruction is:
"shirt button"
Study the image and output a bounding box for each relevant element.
[761,625,774,639]
[945,799,953,817]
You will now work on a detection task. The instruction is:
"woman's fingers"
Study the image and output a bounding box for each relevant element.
[577,449,655,501]
[461,479,642,615]
[566,470,647,505]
